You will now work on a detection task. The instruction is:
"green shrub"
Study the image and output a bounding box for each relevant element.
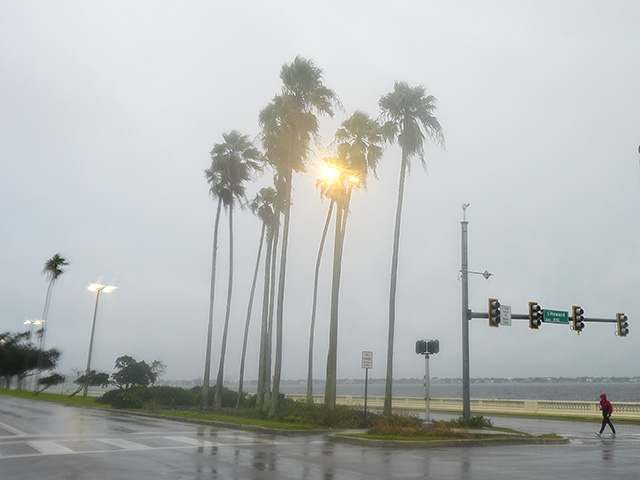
[186,386,242,409]
[368,413,424,436]
[448,415,493,429]
[99,385,248,410]
[99,386,198,409]
[279,398,377,428]
[367,415,475,439]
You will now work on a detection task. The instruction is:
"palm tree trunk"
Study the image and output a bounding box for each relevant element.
[202,197,223,408]
[215,205,234,409]
[384,151,408,416]
[306,201,334,404]
[263,221,279,411]
[256,225,274,408]
[270,171,291,417]
[237,223,265,408]
[325,201,345,408]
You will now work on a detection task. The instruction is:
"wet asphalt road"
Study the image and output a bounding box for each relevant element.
[1,395,639,479]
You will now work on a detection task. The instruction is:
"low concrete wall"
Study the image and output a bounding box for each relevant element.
[286,394,640,419]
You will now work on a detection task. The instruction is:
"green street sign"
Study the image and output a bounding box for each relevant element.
[543,309,569,324]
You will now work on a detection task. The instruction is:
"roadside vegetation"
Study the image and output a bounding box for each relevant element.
[0,385,514,440]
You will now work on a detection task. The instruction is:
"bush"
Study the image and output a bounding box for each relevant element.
[368,413,424,436]
[448,415,493,429]
[277,399,378,428]
[98,386,198,409]
[367,415,476,439]
[186,386,243,409]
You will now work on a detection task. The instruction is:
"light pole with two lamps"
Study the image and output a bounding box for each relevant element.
[83,282,117,397]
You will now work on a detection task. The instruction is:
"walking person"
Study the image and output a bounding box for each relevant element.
[597,393,616,437]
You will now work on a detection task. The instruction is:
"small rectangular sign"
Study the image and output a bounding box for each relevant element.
[361,351,373,369]
[543,309,569,324]
[500,305,512,326]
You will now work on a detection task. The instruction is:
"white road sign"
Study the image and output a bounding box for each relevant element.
[500,305,512,326]
[361,351,373,369]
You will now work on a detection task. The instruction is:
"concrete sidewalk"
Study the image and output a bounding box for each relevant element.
[429,411,639,438]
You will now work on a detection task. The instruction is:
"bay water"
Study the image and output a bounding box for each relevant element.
[273,381,640,403]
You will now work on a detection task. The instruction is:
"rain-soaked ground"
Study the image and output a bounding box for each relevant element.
[0,395,638,479]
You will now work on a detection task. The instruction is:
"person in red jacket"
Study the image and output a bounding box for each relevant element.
[597,393,616,436]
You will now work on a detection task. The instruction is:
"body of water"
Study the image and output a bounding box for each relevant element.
[271,381,640,403]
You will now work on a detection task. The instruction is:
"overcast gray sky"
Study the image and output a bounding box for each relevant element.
[2,1,639,386]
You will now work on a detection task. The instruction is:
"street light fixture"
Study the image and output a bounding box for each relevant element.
[83,281,118,397]
[23,319,43,346]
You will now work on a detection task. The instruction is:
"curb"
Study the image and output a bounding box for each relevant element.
[328,432,569,448]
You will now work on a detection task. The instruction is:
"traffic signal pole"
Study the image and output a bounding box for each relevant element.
[460,206,471,420]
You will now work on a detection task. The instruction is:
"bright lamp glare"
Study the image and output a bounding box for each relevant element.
[88,282,118,293]
[321,166,339,180]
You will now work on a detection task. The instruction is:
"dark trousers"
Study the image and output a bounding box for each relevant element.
[600,415,616,434]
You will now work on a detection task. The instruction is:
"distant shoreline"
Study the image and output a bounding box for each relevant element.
[156,376,640,388]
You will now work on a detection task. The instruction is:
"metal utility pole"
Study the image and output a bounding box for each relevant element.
[424,352,431,422]
[460,204,471,420]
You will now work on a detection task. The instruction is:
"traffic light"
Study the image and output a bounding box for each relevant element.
[617,313,629,337]
[528,301,542,329]
[488,298,501,328]
[427,339,440,355]
[572,305,585,333]
[416,339,440,355]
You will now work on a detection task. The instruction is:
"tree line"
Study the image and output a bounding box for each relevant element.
[202,55,444,417]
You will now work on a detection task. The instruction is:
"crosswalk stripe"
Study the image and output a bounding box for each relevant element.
[28,441,74,455]
[0,421,28,436]
[98,438,153,450]
[167,436,220,447]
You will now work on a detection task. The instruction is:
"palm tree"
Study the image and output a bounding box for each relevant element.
[324,112,388,408]
[305,160,341,404]
[259,56,339,416]
[35,253,68,391]
[335,110,387,187]
[202,130,261,408]
[379,81,444,415]
[256,188,279,409]
[237,187,276,407]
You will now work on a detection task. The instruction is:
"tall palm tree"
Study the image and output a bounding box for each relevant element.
[259,56,339,416]
[202,130,261,408]
[237,187,276,407]
[379,81,444,416]
[324,112,388,408]
[335,110,387,187]
[35,253,68,391]
[305,160,341,404]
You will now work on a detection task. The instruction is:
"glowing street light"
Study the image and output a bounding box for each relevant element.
[83,281,118,396]
[321,166,339,181]
[23,319,43,345]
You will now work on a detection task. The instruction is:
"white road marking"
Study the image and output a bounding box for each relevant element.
[28,441,75,455]
[98,438,153,450]
[0,421,28,436]
[167,436,220,447]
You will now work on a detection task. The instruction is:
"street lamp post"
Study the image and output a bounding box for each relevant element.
[83,282,117,397]
[23,319,43,390]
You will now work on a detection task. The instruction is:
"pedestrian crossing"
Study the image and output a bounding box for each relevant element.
[0,433,281,460]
